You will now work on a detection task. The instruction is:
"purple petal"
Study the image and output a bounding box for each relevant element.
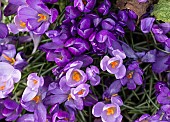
[92,102,105,117]
[140,17,155,33]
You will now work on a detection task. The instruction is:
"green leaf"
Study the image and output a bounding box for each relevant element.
[152,0,170,22]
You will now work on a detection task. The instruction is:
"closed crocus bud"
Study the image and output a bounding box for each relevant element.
[0,62,21,98]
[77,17,93,39]
[74,0,96,13]
[65,38,90,56]
[98,0,111,15]
[101,18,115,30]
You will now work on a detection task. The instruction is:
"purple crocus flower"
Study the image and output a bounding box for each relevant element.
[152,23,170,47]
[86,65,100,86]
[98,0,111,15]
[121,61,143,90]
[1,98,22,121]
[100,49,126,79]
[140,17,155,33]
[138,0,148,3]
[65,38,90,56]
[101,18,115,30]
[77,17,94,39]
[65,68,87,87]
[157,86,170,105]
[92,102,122,122]
[155,81,167,95]
[17,0,58,34]
[0,62,21,98]
[103,80,123,106]
[135,114,162,122]
[21,73,47,122]
[74,0,96,13]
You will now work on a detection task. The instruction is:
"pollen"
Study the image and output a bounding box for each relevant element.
[77,89,85,95]
[33,80,38,85]
[37,14,47,22]
[110,61,119,68]
[72,71,81,82]
[2,54,16,65]
[67,94,72,101]
[106,107,116,115]
[32,95,41,103]
[82,0,87,5]
[112,94,118,97]
[126,71,134,79]
[19,21,26,28]
[0,85,5,91]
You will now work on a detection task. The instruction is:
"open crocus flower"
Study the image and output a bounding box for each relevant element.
[17,0,58,34]
[157,86,170,105]
[0,62,21,98]
[121,61,143,90]
[65,68,87,87]
[100,49,126,79]
[74,0,96,13]
[92,102,122,122]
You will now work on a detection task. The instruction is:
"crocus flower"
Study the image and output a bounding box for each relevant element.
[0,62,21,98]
[74,0,96,13]
[64,38,90,56]
[121,61,143,90]
[101,18,115,30]
[98,0,111,15]
[92,102,122,122]
[157,86,170,105]
[21,73,47,122]
[135,114,162,122]
[1,98,22,121]
[140,17,155,33]
[100,49,126,79]
[17,0,58,34]
[65,68,87,87]
[103,80,123,106]
[86,65,100,86]
[77,17,94,39]
[152,23,170,47]
[138,0,148,3]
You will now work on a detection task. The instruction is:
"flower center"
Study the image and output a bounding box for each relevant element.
[32,95,41,103]
[72,71,81,82]
[33,80,38,85]
[0,85,5,91]
[77,89,85,95]
[82,0,87,5]
[2,54,16,65]
[67,94,72,101]
[110,61,119,68]
[19,21,26,28]
[37,14,48,22]
[126,71,134,79]
[106,107,116,115]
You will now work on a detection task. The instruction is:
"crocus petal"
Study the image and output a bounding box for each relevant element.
[115,65,126,79]
[100,56,109,71]
[133,72,142,85]
[92,102,105,117]
[0,23,8,39]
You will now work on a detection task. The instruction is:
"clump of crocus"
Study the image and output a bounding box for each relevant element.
[100,49,126,79]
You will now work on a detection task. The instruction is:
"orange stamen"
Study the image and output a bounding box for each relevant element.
[82,0,87,5]
[32,95,41,103]
[33,80,38,85]
[110,61,119,68]
[72,71,81,82]
[2,54,16,65]
[67,94,72,101]
[0,85,5,91]
[37,14,47,22]
[19,21,26,28]
[77,89,85,95]
[126,71,134,79]
[106,107,116,115]
[112,94,118,97]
